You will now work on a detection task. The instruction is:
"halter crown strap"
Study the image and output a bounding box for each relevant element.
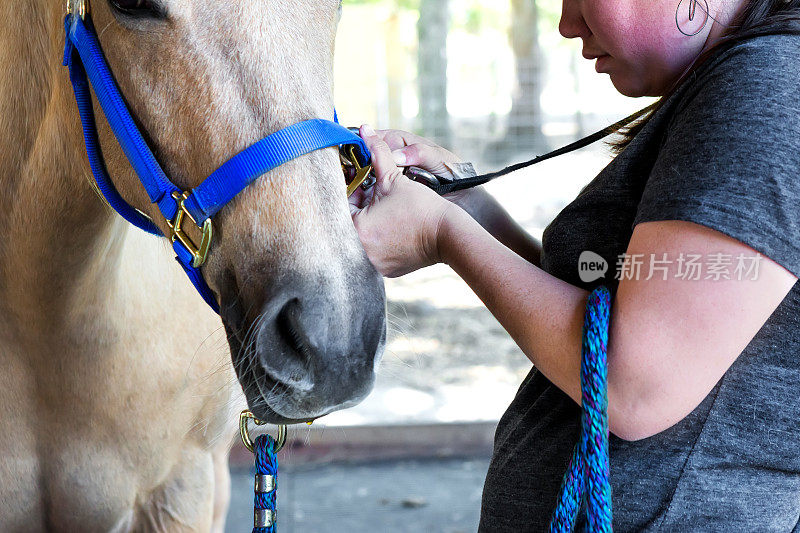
[63,13,370,314]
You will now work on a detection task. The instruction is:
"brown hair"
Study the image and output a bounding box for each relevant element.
[608,0,800,154]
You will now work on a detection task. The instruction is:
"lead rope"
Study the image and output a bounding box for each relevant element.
[253,434,278,533]
[240,412,287,532]
[549,285,613,532]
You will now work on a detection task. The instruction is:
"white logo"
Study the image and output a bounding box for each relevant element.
[578,251,608,283]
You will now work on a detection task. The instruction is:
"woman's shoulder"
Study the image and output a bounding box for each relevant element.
[632,33,800,283]
[701,32,800,75]
[673,32,800,115]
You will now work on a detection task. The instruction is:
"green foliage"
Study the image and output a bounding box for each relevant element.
[344,0,420,9]
[537,0,563,28]
[342,0,563,37]
[452,0,508,34]
[344,0,509,26]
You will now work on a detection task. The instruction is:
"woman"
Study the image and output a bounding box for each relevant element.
[349,0,800,530]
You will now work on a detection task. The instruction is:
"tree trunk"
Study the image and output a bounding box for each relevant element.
[417,0,451,147]
[505,0,546,153]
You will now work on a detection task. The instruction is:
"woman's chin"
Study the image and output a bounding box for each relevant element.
[609,76,652,98]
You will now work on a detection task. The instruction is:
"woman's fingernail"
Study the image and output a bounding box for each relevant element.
[392,150,406,165]
[362,124,376,136]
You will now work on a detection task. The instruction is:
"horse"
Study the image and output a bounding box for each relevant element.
[0,0,387,530]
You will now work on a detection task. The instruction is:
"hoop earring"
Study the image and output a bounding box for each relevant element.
[676,0,709,36]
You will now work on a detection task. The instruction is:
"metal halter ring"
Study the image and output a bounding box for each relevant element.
[239,410,287,454]
[166,190,214,268]
[66,0,89,18]
[340,144,375,197]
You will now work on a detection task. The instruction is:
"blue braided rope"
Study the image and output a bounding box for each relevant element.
[254,434,278,533]
[549,285,613,532]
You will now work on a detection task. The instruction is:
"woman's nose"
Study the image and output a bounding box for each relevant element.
[558,0,590,39]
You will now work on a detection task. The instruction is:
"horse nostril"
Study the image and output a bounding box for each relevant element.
[275,298,312,360]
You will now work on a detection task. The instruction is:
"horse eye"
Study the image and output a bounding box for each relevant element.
[109,0,164,18]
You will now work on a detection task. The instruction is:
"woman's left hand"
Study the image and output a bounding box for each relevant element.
[349,124,456,278]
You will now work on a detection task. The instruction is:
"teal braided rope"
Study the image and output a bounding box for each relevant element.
[549,285,613,532]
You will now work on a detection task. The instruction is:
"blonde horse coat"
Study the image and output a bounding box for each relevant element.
[1,0,382,531]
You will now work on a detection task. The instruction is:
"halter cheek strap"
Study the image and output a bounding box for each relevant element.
[62,14,371,314]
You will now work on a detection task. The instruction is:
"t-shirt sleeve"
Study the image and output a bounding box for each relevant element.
[633,34,800,279]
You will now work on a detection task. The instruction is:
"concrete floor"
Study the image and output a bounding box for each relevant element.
[225,456,491,533]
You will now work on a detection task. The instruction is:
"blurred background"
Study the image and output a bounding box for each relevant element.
[227,1,654,531]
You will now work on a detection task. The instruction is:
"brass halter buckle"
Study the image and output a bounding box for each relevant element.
[166,191,213,268]
[341,144,376,197]
[239,410,287,454]
[66,0,89,18]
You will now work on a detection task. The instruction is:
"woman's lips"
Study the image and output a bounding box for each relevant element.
[582,50,607,60]
[582,50,611,71]
[594,54,610,72]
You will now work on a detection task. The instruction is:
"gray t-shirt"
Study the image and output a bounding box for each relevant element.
[479,33,800,532]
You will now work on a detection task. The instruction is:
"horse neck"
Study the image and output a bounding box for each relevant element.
[0,1,125,338]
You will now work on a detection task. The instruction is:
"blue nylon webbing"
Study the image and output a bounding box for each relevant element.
[63,13,371,315]
[65,16,180,222]
[184,119,369,223]
[63,19,164,234]
[172,240,220,313]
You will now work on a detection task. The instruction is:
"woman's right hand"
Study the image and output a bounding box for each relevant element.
[373,129,485,217]
[373,128,543,268]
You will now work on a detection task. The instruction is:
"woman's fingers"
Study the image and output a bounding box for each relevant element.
[368,128,463,179]
[360,124,404,194]
[392,143,463,180]
[357,125,466,199]
[375,129,434,151]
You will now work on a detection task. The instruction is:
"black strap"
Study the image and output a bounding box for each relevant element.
[430,105,653,195]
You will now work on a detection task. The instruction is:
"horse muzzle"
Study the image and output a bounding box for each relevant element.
[221,267,386,424]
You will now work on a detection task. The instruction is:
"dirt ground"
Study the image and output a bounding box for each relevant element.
[226,457,491,533]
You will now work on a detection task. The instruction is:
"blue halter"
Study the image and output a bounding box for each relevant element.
[62,12,371,314]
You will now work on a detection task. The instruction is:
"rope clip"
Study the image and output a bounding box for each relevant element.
[239,410,287,454]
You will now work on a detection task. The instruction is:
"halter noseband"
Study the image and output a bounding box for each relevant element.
[63,2,372,314]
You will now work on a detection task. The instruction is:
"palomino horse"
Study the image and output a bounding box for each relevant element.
[0,0,387,530]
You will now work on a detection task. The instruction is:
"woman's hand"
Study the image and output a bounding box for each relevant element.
[378,128,462,178]
[374,128,485,217]
[349,125,458,278]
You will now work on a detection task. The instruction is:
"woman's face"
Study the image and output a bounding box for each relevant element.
[559,0,734,97]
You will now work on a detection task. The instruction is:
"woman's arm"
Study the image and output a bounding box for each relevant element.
[351,126,797,440]
[438,208,797,440]
[452,187,543,268]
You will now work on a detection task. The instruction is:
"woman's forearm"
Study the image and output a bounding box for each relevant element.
[436,207,796,442]
[454,188,543,268]
[437,204,587,403]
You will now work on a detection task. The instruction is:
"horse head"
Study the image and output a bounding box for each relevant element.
[75,0,387,423]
